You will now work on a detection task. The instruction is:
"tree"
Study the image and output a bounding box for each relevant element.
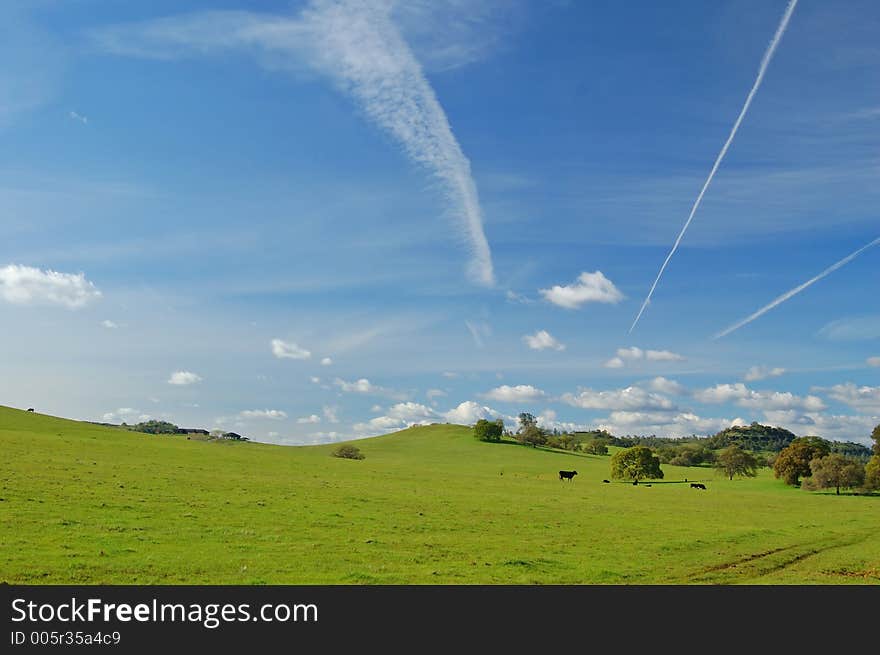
[865,456,880,491]
[803,454,864,495]
[864,423,880,491]
[610,446,664,482]
[583,439,609,456]
[713,445,758,480]
[517,424,547,447]
[518,412,537,430]
[473,418,504,442]
[773,437,831,486]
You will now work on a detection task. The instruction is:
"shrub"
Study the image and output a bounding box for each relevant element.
[332,444,365,460]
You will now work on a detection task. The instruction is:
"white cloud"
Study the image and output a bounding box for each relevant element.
[297,414,321,424]
[597,411,740,439]
[101,408,151,423]
[309,376,321,384]
[168,370,202,386]
[352,401,439,436]
[522,329,565,351]
[561,386,675,412]
[867,357,880,368]
[332,377,408,400]
[271,338,311,360]
[320,357,333,366]
[0,264,102,309]
[323,405,339,424]
[539,271,624,309]
[744,365,786,381]
[605,346,685,368]
[68,110,88,124]
[443,400,500,425]
[483,384,546,403]
[426,388,447,400]
[239,409,288,420]
[617,346,644,360]
[694,383,826,411]
[761,410,879,445]
[386,402,436,422]
[442,371,458,378]
[646,377,687,395]
[334,378,379,394]
[353,416,407,435]
[645,349,685,362]
[821,383,880,413]
[101,320,118,329]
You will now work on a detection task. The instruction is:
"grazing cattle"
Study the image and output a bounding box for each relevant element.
[645,484,652,487]
[559,470,578,481]
[602,479,610,483]
[632,480,638,486]
[27,408,34,412]
[690,483,706,490]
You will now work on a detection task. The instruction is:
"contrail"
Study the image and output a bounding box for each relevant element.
[630,0,798,333]
[713,236,880,340]
[302,0,495,286]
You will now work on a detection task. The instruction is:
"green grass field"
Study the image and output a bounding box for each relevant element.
[1,405,878,584]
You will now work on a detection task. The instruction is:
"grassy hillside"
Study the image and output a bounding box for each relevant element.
[1,405,878,584]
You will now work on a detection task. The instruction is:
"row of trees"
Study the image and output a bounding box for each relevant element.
[473,413,880,493]
[609,444,759,482]
[773,428,880,494]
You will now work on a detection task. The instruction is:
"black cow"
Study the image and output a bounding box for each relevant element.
[27,408,34,412]
[559,470,578,481]
[602,479,610,483]
[690,483,706,490]
[632,480,638,486]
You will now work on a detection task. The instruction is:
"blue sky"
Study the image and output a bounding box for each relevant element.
[1,0,878,444]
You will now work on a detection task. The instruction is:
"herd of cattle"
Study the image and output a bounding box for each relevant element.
[562,471,707,489]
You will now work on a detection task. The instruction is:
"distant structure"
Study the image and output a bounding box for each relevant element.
[175,428,210,435]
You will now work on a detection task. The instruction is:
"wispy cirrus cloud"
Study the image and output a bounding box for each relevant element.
[0,264,101,309]
[818,315,880,341]
[92,1,496,286]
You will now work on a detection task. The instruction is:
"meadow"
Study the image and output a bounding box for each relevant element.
[1,405,878,584]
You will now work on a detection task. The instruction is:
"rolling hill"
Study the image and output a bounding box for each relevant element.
[1,405,878,584]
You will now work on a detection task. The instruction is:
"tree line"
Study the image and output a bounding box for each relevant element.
[472,414,880,493]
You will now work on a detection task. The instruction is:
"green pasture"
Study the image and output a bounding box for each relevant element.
[1,405,877,584]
